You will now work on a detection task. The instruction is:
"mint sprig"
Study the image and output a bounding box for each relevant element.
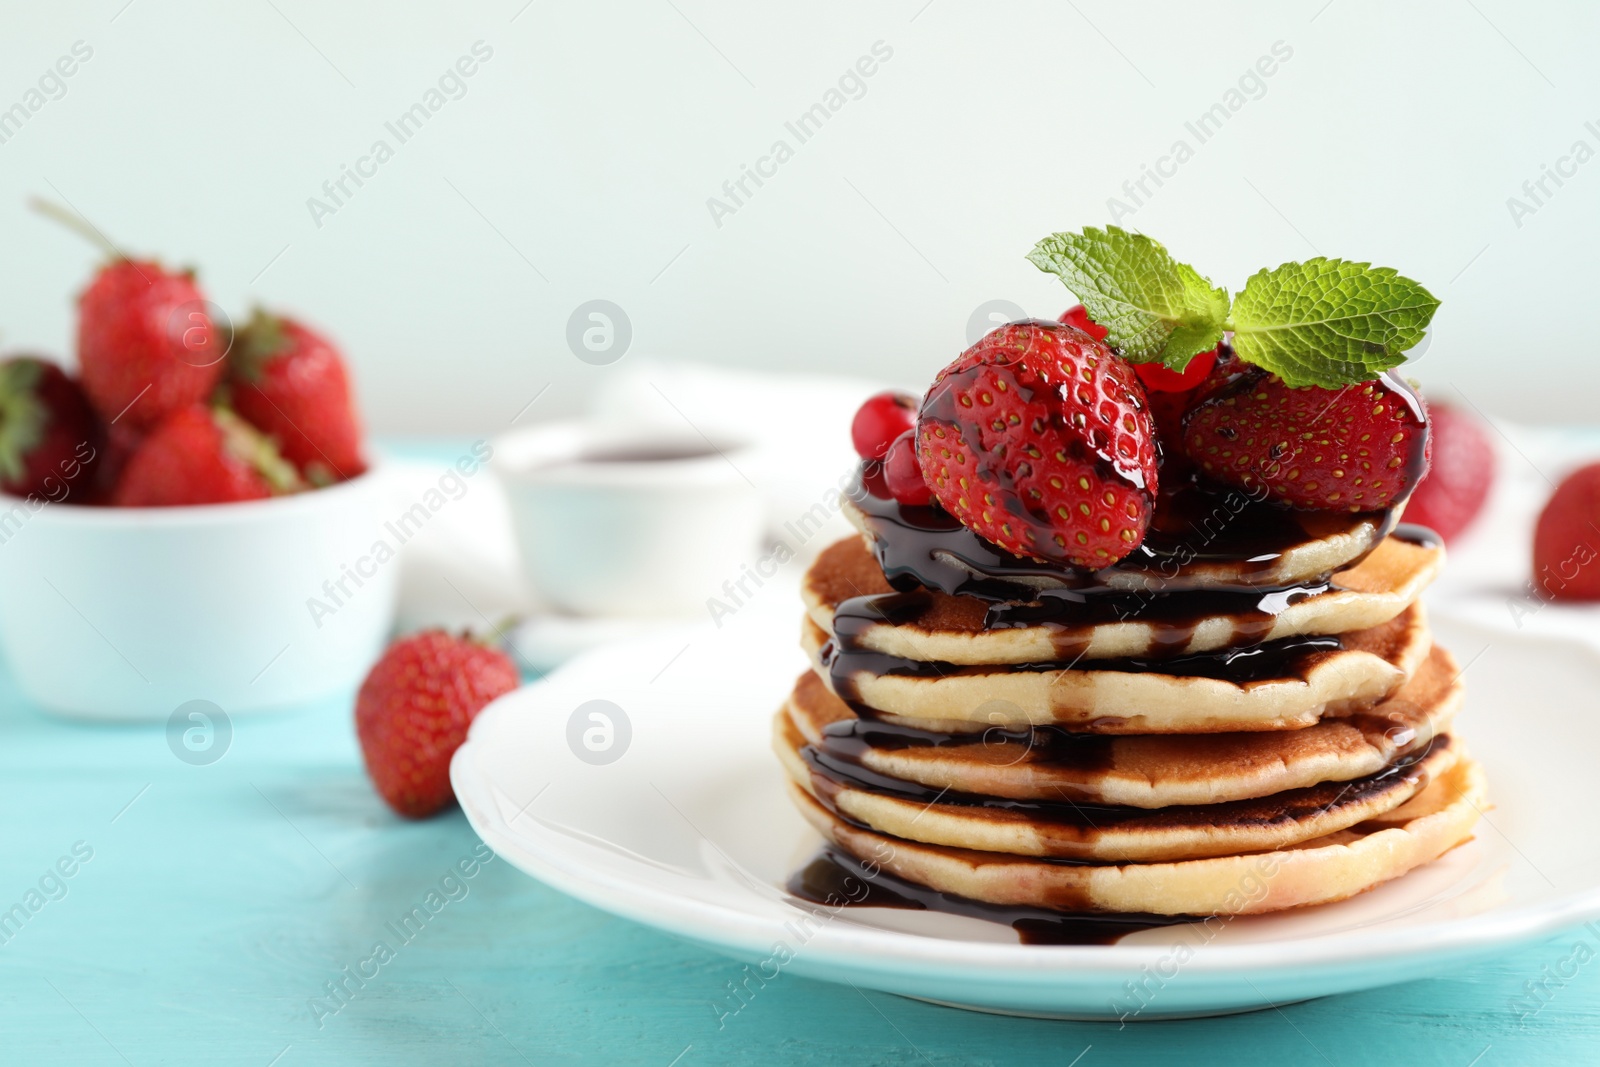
[1028,227,1439,388]
[1229,259,1440,388]
[1027,226,1227,371]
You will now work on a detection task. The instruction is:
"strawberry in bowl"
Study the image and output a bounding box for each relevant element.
[0,226,391,719]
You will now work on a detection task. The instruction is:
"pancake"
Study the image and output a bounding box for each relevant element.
[802,532,1443,666]
[843,493,1388,593]
[783,642,1461,804]
[804,603,1432,733]
[788,753,1485,915]
[775,704,1456,861]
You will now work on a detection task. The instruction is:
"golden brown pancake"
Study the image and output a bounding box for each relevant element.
[803,604,1433,733]
[775,706,1456,861]
[802,533,1443,666]
[788,753,1485,915]
[783,642,1461,804]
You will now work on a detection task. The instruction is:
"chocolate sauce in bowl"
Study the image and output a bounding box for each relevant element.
[786,846,1192,945]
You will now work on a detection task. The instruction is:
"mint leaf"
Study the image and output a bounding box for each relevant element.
[1229,259,1439,388]
[1027,226,1228,370]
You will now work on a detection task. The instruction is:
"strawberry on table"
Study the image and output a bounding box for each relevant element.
[1533,464,1600,601]
[77,259,224,430]
[230,310,366,485]
[356,631,521,819]
[112,405,303,507]
[1403,402,1494,541]
[917,320,1159,567]
[0,357,104,501]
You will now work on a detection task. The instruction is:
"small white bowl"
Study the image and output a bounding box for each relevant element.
[0,468,398,720]
[492,421,766,618]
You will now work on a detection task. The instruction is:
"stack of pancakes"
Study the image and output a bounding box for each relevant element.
[775,483,1487,918]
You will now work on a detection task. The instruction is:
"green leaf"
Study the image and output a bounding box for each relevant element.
[1229,258,1440,388]
[1027,226,1229,370]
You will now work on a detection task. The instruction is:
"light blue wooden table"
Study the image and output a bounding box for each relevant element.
[3,443,1595,1066]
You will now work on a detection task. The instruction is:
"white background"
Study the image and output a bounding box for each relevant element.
[0,0,1594,432]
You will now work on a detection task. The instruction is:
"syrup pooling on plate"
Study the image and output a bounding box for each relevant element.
[786,846,1192,945]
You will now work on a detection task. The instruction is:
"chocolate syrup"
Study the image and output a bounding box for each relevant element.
[827,576,1331,672]
[1392,523,1442,550]
[800,737,1434,832]
[817,707,1117,775]
[786,846,1192,945]
[856,465,1359,600]
[823,630,1344,699]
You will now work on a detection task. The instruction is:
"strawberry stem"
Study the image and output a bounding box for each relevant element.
[28,197,122,259]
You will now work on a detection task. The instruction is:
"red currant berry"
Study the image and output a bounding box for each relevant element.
[850,390,918,460]
[1057,304,1108,341]
[1133,348,1219,393]
[882,429,932,506]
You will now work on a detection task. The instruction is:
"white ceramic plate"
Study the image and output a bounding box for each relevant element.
[452,604,1600,1019]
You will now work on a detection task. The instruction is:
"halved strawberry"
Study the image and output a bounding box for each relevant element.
[916,321,1158,567]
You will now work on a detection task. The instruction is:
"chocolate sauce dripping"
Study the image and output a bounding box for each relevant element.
[799,737,1434,830]
[786,846,1192,945]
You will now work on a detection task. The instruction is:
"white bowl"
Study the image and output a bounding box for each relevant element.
[492,421,766,618]
[0,468,398,720]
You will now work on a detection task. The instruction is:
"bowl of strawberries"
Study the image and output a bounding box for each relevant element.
[0,250,395,720]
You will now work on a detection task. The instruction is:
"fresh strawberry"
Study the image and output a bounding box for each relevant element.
[1059,304,1218,394]
[1404,403,1494,541]
[82,421,145,505]
[77,259,224,430]
[113,405,303,507]
[916,320,1159,567]
[1057,304,1108,341]
[0,357,104,500]
[1146,346,1248,476]
[1182,372,1431,512]
[1533,464,1600,601]
[1134,348,1218,394]
[355,631,520,818]
[230,310,365,485]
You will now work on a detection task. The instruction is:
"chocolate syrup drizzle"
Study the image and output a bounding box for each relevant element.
[822,630,1346,707]
[801,736,1432,828]
[786,846,1193,945]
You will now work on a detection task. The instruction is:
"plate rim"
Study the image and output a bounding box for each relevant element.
[453,661,1600,982]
